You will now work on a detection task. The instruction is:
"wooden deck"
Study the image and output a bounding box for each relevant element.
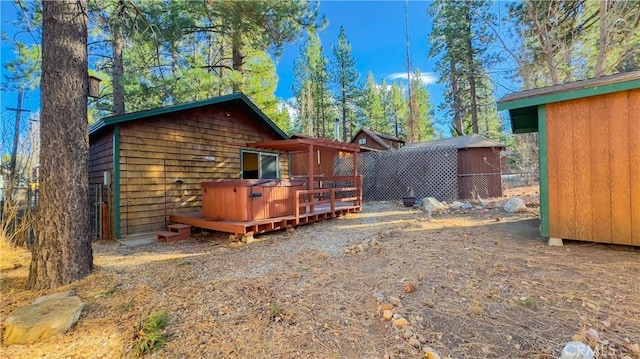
[169,181,362,240]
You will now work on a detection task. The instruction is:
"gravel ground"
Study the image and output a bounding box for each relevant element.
[2,196,639,359]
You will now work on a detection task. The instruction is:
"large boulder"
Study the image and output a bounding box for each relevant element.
[503,197,527,213]
[3,291,84,345]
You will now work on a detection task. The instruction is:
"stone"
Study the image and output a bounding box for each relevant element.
[504,197,527,213]
[548,237,564,246]
[382,310,393,321]
[378,303,394,312]
[477,195,489,207]
[423,346,442,359]
[422,197,446,214]
[449,201,465,209]
[559,341,594,359]
[389,296,401,306]
[461,202,473,209]
[372,292,385,303]
[475,206,483,210]
[3,291,84,345]
[407,337,421,347]
[393,318,409,328]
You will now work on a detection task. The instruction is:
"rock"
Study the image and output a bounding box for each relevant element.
[3,291,84,345]
[378,303,394,312]
[477,195,489,207]
[449,201,465,209]
[407,337,421,347]
[382,310,394,320]
[475,206,483,210]
[393,318,409,328]
[389,296,401,306]
[461,202,473,209]
[422,197,446,214]
[372,292,385,304]
[504,197,527,213]
[423,346,442,359]
[559,341,595,359]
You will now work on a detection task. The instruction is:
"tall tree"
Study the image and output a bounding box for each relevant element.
[361,72,387,133]
[330,26,359,142]
[429,0,496,135]
[293,32,333,137]
[410,69,435,141]
[29,0,93,289]
[388,82,407,139]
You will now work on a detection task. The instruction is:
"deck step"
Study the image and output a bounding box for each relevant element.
[157,230,187,242]
[167,224,191,237]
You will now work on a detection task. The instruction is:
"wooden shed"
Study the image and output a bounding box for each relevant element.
[497,71,640,246]
[350,128,405,152]
[404,134,505,199]
[88,93,288,240]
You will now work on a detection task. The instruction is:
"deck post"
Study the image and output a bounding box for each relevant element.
[330,189,335,213]
[308,143,315,214]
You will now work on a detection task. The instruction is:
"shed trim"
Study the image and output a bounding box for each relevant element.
[89,92,288,140]
[497,72,640,133]
[112,125,121,239]
[537,106,549,238]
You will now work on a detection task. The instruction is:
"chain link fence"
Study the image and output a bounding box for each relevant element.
[336,146,458,202]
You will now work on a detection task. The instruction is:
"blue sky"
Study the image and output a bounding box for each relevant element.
[275,1,443,102]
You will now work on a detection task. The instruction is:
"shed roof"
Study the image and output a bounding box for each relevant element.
[403,134,505,150]
[350,128,404,150]
[89,92,288,139]
[497,71,640,133]
[248,137,360,153]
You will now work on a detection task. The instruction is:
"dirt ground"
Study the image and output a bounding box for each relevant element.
[1,186,639,359]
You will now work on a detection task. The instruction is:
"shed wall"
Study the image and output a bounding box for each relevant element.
[457,147,503,199]
[289,149,337,177]
[546,89,640,246]
[117,105,285,236]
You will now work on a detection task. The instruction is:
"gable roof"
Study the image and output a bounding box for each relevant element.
[350,128,404,150]
[497,71,640,133]
[403,134,505,150]
[89,92,288,139]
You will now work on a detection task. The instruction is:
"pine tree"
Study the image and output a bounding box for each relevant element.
[330,26,360,141]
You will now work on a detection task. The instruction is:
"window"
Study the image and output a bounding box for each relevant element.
[241,150,279,179]
[358,138,367,145]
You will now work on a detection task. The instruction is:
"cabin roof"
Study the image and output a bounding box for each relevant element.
[497,71,640,133]
[403,134,504,150]
[350,128,404,150]
[89,92,288,139]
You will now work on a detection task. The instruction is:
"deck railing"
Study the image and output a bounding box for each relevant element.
[293,175,362,223]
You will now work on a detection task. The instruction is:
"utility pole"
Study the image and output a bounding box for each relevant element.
[7,89,31,182]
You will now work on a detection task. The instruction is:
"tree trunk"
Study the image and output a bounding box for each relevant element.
[231,31,245,93]
[341,84,347,142]
[449,57,463,135]
[595,0,608,76]
[28,0,93,289]
[465,9,479,134]
[112,19,125,115]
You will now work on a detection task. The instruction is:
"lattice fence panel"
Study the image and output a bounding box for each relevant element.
[335,146,458,202]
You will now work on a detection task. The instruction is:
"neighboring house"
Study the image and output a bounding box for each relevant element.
[498,71,640,246]
[88,93,288,240]
[404,134,505,199]
[350,128,404,152]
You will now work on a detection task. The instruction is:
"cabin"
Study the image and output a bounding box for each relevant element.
[89,93,362,241]
[350,128,405,152]
[404,134,505,199]
[497,71,640,246]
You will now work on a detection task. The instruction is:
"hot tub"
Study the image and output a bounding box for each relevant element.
[201,179,307,221]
